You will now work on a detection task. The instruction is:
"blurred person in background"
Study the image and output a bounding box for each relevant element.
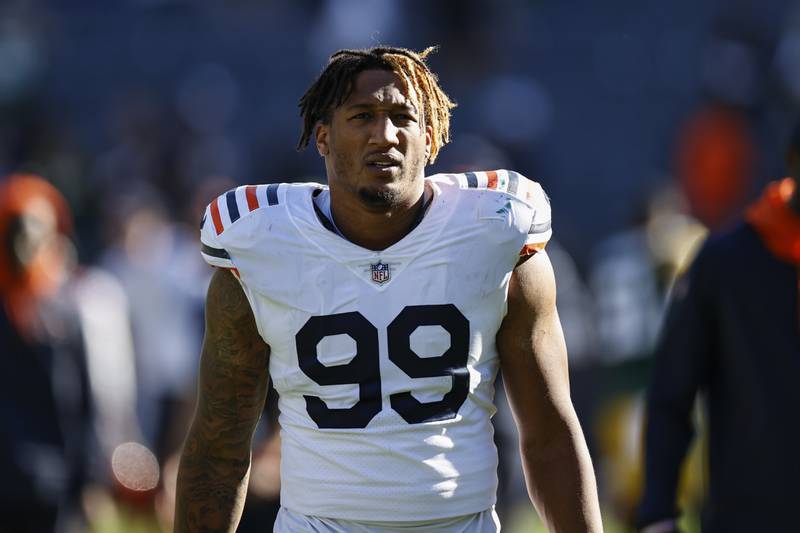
[0,173,93,532]
[175,45,602,532]
[0,173,157,532]
[637,124,800,532]
[100,193,208,459]
[586,185,706,525]
[675,104,756,232]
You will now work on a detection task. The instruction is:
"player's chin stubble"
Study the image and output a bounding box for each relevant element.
[358,186,398,209]
[357,155,427,211]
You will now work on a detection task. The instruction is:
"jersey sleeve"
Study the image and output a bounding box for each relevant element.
[513,174,552,257]
[456,169,553,258]
[199,183,281,270]
[199,194,235,269]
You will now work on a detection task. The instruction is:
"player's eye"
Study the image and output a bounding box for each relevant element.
[350,112,372,120]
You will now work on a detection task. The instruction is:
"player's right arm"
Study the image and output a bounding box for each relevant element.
[174,268,270,533]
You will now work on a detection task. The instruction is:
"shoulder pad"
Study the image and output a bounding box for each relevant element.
[454,169,552,257]
[205,183,281,236]
[462,169,552,256]
[199,183,282,268]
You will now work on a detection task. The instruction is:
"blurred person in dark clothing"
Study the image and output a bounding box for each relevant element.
[637,129,800,532]
[0,174,94,532]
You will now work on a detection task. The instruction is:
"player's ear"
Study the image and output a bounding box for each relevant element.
[316,123,330,157]
[424,124,433,161]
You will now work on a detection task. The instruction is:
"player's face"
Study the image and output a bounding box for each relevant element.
[316,69,432,211]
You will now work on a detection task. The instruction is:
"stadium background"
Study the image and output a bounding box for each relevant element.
[2,0,798,531]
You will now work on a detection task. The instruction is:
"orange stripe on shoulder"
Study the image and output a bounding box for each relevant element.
[519,242,546,256]
[210,199,224,235]
[245,185,259,211]
[486,170,498,189]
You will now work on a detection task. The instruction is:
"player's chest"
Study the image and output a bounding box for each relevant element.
[259,237,505,310]
[249,233,508,347]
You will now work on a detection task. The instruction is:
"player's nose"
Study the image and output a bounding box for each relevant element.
[368,115,399,146]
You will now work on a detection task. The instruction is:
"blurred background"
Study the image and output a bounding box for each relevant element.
[1,0,799,531]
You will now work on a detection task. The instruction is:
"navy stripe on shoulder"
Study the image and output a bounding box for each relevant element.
[266,183,279,206]
[465,172,478,188]
[226,190,240,223]
[201,244,231,260]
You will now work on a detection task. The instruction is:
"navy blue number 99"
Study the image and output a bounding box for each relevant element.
[295,304,470,428]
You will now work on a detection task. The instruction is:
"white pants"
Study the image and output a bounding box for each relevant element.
[273,506,501,533]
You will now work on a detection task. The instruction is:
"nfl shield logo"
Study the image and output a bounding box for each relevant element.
[370,261,390,284]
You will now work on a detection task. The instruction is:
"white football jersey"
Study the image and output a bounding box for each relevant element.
[199,170,552,521]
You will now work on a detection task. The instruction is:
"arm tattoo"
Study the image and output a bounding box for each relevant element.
[175,269,270,533]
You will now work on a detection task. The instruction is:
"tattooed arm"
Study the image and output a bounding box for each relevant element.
[175,268,270,533]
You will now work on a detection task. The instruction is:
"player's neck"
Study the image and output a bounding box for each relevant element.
[330,182,431,251]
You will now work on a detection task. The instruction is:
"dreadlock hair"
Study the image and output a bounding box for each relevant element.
[297,45,456,164]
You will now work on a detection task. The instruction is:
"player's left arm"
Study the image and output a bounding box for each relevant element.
[497,250,603,532]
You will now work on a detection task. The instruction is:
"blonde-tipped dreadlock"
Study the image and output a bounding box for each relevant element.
[297,46,456,164]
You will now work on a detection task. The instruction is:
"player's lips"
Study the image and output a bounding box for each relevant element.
[364,153,402,171]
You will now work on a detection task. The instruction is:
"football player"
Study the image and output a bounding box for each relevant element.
[175,46,602,532]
